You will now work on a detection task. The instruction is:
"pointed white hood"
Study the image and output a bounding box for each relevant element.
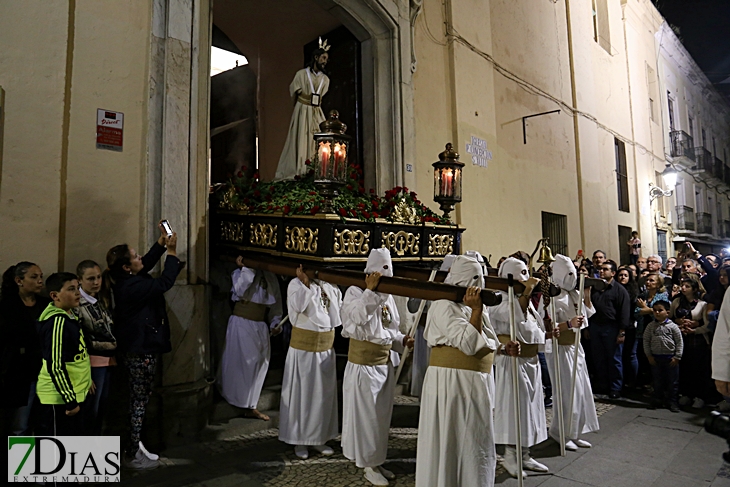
[440,254,457,272]
[498,257,529,282]
[552,254,577,291]
[444,255,484,288]
[365,248,393,277]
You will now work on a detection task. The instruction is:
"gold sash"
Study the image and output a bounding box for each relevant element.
[347,339,392,366]
[497,335,539,358]
[290,327,335,353]
[232,301,268,322]
[297,94,314,106]
[557,329,578,346]
[429,345,494,373]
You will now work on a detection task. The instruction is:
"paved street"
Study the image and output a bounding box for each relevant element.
[119,395,730,487]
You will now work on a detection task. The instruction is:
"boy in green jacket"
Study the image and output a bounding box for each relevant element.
[36,272,92,435]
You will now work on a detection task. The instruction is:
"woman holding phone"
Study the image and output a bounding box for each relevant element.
[104,221,183,470]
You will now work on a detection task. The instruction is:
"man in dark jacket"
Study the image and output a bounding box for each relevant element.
[589,260,631,399]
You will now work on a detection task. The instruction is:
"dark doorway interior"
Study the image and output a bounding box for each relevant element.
[618,225,633,266]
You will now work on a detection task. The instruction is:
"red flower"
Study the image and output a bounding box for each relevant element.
[253,172,259,179]
[294,175,301,181]
[372,211,380,218]
[305,159,312,166]
[237,171,243,178]
[267,204,273,210]
[338,208,347,216]
[309,191,317,195]
[350,209,357,217]
[253,189,261,198]
[269,186,276,192]
[347,184,354,191]
[394,186,402,192]
[297,205,304,212]
[372,200,379,209]
[357,203,366,209]
[403,187,409,193]
[369,188,375,194]
[381,208,390,217]
[358,186,365,193]
[389,200,396,207]
[283,205,291,215]
[362,211,371,219]
[311,205,320,215]
[410,191,417,199]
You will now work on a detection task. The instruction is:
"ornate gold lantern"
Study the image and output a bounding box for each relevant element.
[313,110,351,212]
[432,143,464,219]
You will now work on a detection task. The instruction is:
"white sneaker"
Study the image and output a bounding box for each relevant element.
[122,448,160,470]
[522,456,549,472]
[692,397,705,409]
[139,441,159,461]
[574,439,592,448]
[294,445,309,459]
[679,395,691,406]
[565,440,578,451]
[312,444,334,456]
[717,400,730,413]
[363,467,389,486]
[503,446,528,479]
[378,465,395,480]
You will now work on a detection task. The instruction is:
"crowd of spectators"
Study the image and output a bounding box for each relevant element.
[567,240,729,412]
[0,222,182,471]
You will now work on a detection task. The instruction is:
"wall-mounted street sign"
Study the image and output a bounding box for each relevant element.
[96,109,124,152]
[465,135,492,168]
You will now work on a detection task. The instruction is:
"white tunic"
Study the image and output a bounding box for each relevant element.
[545,290,599,440]
[275,68,330,181]
[340,287,404,468]
[219,268,282,409]
[416,301,499,487]
[489,294,547,447]
[279,278,342,445]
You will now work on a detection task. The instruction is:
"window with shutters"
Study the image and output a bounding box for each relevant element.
[542,212,568,258]
[615,138,630,212]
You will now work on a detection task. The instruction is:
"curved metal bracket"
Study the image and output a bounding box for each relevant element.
[649,183,673,203]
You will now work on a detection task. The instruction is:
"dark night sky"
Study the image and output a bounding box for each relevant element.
[654,0,730,101]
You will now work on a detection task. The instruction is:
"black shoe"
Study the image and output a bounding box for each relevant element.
[544,398,553,409]
[669,403,680,413]
[608,391,621,400]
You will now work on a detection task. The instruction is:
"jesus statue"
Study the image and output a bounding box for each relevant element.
[275,38,331,180]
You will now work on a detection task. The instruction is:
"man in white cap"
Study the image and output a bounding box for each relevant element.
[545,254,599,450]
[490,257,547,478]
[279,265,342,459]
[416,255,519,487]
[341,248,414,486]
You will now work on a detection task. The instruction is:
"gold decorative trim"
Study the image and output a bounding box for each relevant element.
[220,221,246,243]
[249,223,278,248]
[285,226,319,254]
[428,234,454,256]
[334,229,371,255]
[381,231,420,256]
[391,199,420,224]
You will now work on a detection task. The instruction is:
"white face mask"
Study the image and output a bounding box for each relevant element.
[444,255,484,288]
[365,248,393,278]
[498,257,529,282]
[551,254,577,290]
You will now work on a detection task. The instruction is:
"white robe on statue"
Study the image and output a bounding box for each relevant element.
[279,278,342,446]
[491,258,547,447]
[220,267,282,409]
[275,67,330,181]
[416,255,499,487]
[544,254,599,440]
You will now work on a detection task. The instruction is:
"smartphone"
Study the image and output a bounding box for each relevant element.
[161,220,174,237]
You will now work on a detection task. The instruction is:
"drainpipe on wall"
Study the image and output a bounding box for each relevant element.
[563,0,586,250]
[444,0,462,226]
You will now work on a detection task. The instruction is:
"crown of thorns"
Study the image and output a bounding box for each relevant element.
[318,37,331,52]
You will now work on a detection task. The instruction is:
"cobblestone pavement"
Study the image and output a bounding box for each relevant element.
[121,398,617,487]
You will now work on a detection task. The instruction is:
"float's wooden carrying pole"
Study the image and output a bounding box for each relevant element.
[507,274,524,486]
[394,269,438,384]
[395,267,528,294]
[237,255,502,305]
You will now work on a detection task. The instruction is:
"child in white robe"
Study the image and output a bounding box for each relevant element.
[279,265,342,459]
[340,248,413,486]
[490,257,547,478]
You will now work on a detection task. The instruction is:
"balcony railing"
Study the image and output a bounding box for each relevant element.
[694,147,713,173]
[725,220,730,239]
[670,130,695,161]
[714,157,725,180]
[676,205,695,231]
[697,212,713,234]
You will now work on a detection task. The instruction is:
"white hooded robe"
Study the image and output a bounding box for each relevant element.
[279,278,342,445]
[416,256,500,487]
[340,249,404,468]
